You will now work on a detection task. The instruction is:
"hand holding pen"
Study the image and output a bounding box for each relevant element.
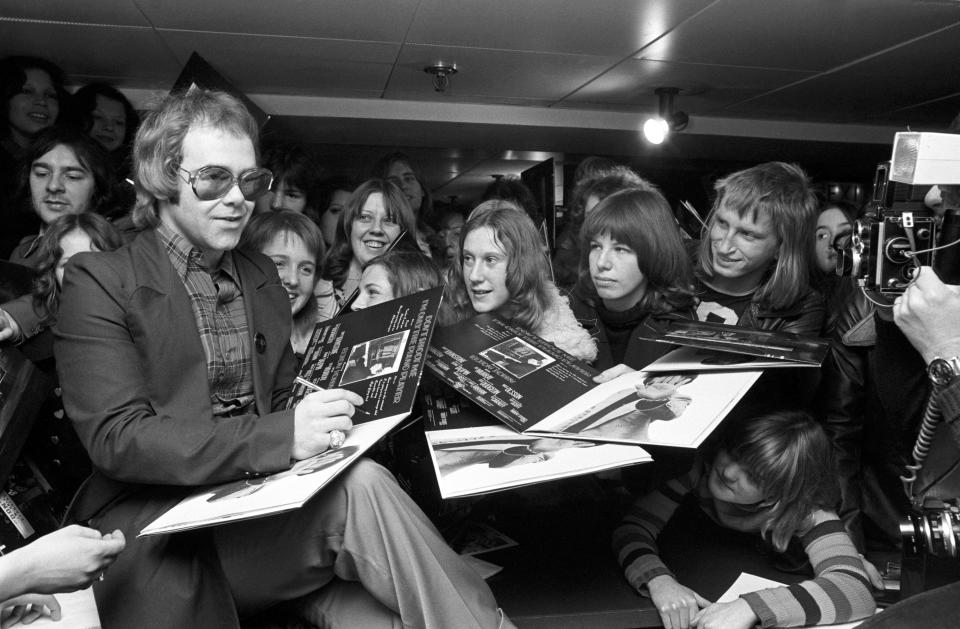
[295,377,372,416]
[290,377,366,460]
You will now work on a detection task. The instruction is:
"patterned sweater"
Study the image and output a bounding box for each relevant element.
[612,460,876,627]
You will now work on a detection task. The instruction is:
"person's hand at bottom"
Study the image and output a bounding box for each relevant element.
[0,594,61,628]
[647,575,711,629]
[593,363,635,383]
[691,598,758,629]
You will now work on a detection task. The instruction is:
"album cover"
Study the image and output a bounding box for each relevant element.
[642,346,820,372]
[427,314,760,449]
[288,286,444,419]
[635,318,828,366]
[140,289,443,536]
[139,415,404,536]
[425,423,651,498]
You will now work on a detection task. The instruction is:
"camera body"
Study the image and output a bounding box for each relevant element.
[836,132,960,293]
[899,499,960,598]
[835,161,938,294]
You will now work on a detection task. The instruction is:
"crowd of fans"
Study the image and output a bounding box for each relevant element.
[2,52,960,629]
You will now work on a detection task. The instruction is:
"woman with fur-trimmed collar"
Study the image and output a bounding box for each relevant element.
[445,200,597,362]
[569,187,696,371]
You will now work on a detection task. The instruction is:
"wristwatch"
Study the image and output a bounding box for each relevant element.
[927,356,960,387]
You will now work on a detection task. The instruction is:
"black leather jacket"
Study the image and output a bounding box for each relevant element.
[817,290,929,549]
[736,285,826,337]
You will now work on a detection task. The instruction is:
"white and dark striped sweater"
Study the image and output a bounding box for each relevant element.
[613,460,877,627]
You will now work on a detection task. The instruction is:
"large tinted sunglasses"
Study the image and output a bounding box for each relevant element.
[179,165,273,201]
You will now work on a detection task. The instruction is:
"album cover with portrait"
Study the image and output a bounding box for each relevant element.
[288,286,444,421]
[427,314,761,448]
[425,423,652,498]
[427,314,601,433]
[525,368,761,448]
[140,415,403,536]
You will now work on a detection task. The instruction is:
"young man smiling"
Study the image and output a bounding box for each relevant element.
[694,162,824,336]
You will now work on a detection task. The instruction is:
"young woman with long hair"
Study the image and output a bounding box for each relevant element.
[571,187,696,370]
[446,200,596,361]
[0,196,119,347]
[320,178,418,310]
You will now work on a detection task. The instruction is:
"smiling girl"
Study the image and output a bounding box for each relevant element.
[570,188,696,370]
[321,178,418,310]
[240,210,326,357]
[613,411,877,629]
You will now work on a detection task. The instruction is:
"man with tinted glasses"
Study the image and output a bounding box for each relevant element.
[53,90,513,629]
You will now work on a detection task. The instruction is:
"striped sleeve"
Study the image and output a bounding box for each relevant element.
[741,516,877,627]
[612,465,700,591]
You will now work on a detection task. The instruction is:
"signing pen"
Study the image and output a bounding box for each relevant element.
[295,377,373,416]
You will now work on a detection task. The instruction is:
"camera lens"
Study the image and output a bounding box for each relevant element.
[901,507,960,559]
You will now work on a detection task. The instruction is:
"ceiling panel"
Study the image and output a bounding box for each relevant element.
[134,0,418,41]
[387,92,557,108]
[3,0,949,206]
[407,0,714,56]
[563,58,813,114]
[158,31,399,96]
[867,93,960,129]
[639,0,960,71]
[723,23,960,125]
[0,1,149,26]
[386,44,617,101]
[0,22,179,83]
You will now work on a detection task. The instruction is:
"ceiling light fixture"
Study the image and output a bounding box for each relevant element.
[424,62,458,93]
[643,87,689,145]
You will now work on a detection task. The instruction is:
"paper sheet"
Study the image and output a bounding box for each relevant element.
[24,587,101,628]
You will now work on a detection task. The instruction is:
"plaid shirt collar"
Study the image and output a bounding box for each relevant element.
[156,221,240,286]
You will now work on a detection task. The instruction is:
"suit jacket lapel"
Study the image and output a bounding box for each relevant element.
[128,231,212,411]
[234,249,288,415]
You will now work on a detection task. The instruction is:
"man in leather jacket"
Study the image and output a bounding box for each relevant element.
[820,259,960,552]
[693,162,825,337]
[853,266,960,628]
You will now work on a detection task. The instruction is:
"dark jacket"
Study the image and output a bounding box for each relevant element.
[817,289,928,549]
[54,229,296,628]
[687,239,826,336]
[734,285,825,337]
[569,293,694,371]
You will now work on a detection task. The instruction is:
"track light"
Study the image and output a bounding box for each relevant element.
[643,87,688,144]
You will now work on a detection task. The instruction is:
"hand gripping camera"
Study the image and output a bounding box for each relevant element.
[836,132,960,294]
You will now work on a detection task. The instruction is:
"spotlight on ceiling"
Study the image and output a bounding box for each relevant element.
[424,62,458,93]
[643,87,688,145]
